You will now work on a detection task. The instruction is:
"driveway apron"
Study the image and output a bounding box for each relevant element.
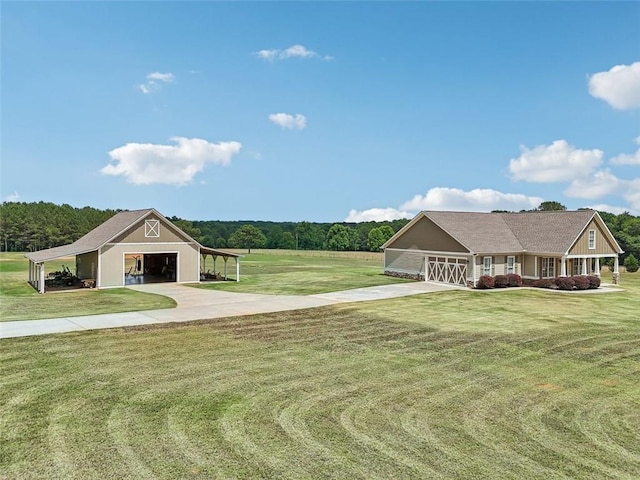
[1,282,462,339]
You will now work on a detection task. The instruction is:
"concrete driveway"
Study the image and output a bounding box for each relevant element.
[1,281,461,339]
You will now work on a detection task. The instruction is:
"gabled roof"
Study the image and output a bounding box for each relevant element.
[382,209,623,255]
[25,208,240,263]
[501,210,597,253]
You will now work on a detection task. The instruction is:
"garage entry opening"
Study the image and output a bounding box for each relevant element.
[125,253,177,285]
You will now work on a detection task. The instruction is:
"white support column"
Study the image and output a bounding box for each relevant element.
[534,256,538,277]
[595,258,600,276]
[561,256,567,277]
[471,256,477,287]
[614,256,619,274]
[224,257,228,280]
[582,258,588,275]
[235,258,240,282]
[39,263,45,294]
[213,256,217,276]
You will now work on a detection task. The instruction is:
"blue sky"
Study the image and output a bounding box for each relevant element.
[2,1,639,222]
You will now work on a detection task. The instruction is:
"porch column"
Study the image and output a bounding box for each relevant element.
[213,256,217,276]
[235,258,240,282]
[471,256,477,287]
[594,258,600,276]
[534,256,538,277]
[614,256,619,274]
[223,257,228,280]
[39,263,45,294]
[561,256,567,277]
[582,258,588,275]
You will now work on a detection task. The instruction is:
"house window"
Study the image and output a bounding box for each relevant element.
[483,256,492,276]
[507,256,516,274]
[572,259,583,276]
[541,257,555,278]
[145,220,160,238]
[588,229,596,249]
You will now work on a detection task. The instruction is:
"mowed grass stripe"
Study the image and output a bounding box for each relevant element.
[2,272,640,478]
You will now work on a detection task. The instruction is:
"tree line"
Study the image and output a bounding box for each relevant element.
[1,202,639,264]
[0,202,406,253]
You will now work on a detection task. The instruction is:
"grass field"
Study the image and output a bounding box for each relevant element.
[195,249,410,295]
[0,253,176,321]
[1,258,639,478]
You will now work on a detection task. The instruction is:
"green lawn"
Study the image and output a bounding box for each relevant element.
[0,253,176,321]
[195,249,411,295]
[1,269,638,478]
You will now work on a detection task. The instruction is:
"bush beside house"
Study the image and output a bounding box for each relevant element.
[477,274,600,290]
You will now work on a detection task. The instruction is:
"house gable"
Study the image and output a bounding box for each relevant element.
[110,213,194,245]
[385,215,469,253]
[568,215,621,256]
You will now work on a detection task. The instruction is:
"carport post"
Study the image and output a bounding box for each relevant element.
[235,258,240,282]
[39,263,45,294]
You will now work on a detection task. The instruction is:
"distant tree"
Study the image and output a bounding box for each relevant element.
[227,225,266,253]
[624,253,639,273]
[327,224,356,251]
[281,231,296,250]
[296,222,325,250]
[171,218,203,243]
[537,201,567,211]
[367,225,395,251]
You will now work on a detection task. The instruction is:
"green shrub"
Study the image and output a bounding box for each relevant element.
[624,254,639,273]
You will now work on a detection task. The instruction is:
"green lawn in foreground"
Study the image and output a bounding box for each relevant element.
[194,249,411,295]
[1,272,638,479]
[0,253,176,321]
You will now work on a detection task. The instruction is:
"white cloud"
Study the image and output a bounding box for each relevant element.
[282,45,316,59]
[564,169,621,199]
[400,187,543,212]
[4,191,19,202]
[101,137,242,186]
[509,139,603,183]
[147,72,175,82]
[610,136,640,165]
[588,62,640,110]
[255,44,331,62]
[269,113,307,130]
[345,208,413,223]
[564,170,640,214]
[346,187,544,222]
[138,71,175,94]
[586,204,631,215]
[256,49,279,61]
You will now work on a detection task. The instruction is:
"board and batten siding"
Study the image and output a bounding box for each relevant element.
[99,243,200,287]
[111,214,191,244]
[386,216,468,252]
[569,220,618,256]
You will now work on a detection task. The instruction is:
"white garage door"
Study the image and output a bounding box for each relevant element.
[426,256,467,286]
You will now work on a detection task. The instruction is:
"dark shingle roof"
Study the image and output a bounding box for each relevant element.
[25,209,153,263]
[501,210,596,253]
[388,209,610,255]
[25,208,241,263]
[426,211,523,254]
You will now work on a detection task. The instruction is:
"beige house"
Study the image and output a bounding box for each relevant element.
[25,208,240,293]
[382,210,623,287]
